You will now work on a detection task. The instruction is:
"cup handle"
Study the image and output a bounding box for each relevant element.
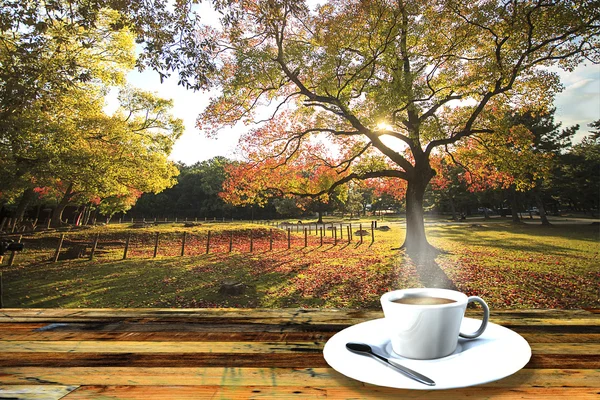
[459,296,489,339]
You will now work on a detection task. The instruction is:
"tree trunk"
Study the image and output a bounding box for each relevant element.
[510,186,521,223]
[51,183,74,227]
[14,188,35,221]
[316,209,323,224]
[483,207,490,220]
[533,185,551,226]
[448,195,457,220]
[402,177,433,255]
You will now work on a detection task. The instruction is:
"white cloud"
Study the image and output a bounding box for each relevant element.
[553,63,600,141]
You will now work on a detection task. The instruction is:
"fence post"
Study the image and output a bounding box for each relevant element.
[89,233,100,260]
[53,234,65,262]
[229,231,233,253]
[334,227,337,245]
[249,230,253,252]
[359,223,363,244]
[7,235,23,267]
[153,232,159,258]
[347,225,351,243]
[304,228,308,248]
[287,228,291,249]
[123,233,131,260]
[371,222,375,243]
[269,229,273,251]
[339,223,343,239]
[331,223,334,237]
[206,231,211,254]
[320,227,323,246]
[349,223,353,241]
[181,232,187,257]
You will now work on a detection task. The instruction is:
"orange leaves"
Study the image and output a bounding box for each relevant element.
[363,177,407,201]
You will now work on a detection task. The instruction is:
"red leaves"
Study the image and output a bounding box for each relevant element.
[438,248,600,309]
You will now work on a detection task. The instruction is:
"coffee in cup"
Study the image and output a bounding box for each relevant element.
[381,288,489,359]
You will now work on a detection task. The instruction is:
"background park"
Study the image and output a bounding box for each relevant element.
[0,0,598,312]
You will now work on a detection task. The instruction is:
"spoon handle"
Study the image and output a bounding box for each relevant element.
[369,350,436,386]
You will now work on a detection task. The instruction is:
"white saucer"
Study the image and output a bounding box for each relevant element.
[323,317,531,390]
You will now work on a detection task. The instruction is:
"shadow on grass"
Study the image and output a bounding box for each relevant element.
[407,250,458,291]
[427,223,599,255]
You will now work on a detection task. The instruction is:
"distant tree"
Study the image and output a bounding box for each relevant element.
[551,121,600,215]
[272,198,302,218]
[131,157,236,219]
[509,110,578,224]
[342,187,365,218]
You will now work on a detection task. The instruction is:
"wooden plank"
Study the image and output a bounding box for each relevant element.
[0,308,547,317]
[2,329,596,344]
[0,385,78,400]
[1,352,598,369]
[0,368,598,388]
[0,340,324,353]
[0,352,327,368]
[0,323,47,331]
[0,340,596,355]
[527,354,600,369]
[1,319,597,337]
[59,385,600,399]
[0,330,333,342]
[1,308,597,324]
[1,321,345,335]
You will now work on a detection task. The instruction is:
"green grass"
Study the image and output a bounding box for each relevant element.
[1,219,598,309]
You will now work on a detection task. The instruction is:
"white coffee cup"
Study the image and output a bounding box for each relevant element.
[380,288,489,359]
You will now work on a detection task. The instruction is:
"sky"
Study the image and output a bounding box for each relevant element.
[113,4,600,166]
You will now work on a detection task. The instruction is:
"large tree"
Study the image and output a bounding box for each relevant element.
[199,0,599,254]
[0,6,136,206]
[1,2,190,224]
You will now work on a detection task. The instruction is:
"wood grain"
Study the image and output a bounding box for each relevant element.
[0,308,597,399]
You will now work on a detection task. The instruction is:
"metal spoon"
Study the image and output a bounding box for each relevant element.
[346,342,436,386]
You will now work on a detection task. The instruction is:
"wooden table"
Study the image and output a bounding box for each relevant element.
[0,308,598,399]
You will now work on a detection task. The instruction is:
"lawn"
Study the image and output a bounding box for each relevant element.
[1,218,598,309]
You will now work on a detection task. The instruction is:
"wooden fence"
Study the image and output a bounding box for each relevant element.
[0,221,385,266]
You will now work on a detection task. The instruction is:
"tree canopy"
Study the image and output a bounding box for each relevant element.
[0,1,186,225]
